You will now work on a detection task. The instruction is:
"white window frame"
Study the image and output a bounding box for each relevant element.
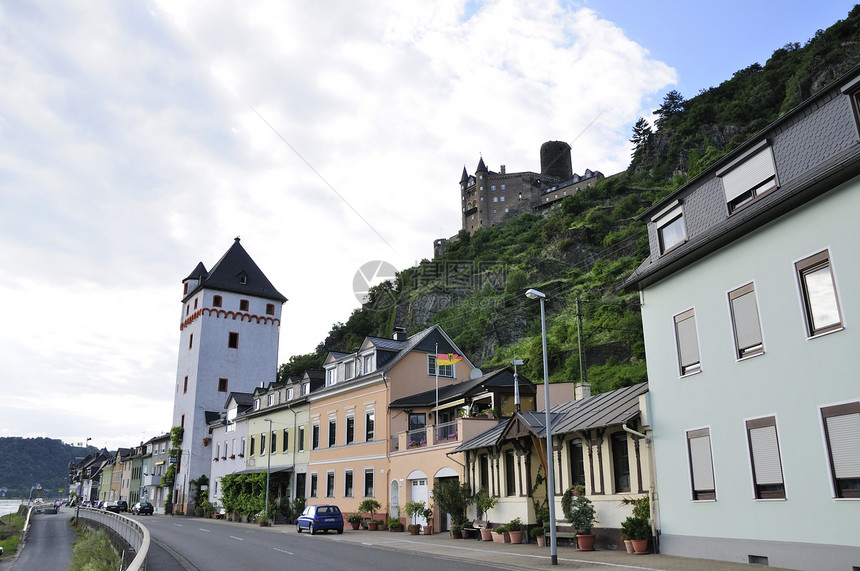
[674,308,701,376]
[427,354,454,378]
[795,249,843,337]
[716,141,778,213]
[728,283,764,359]
[652,200,686,254]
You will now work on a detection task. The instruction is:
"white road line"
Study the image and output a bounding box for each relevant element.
[199,529,210,532]
[230,536,244,541]
[273,548,294,555]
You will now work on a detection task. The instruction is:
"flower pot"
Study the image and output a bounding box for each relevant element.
[631,539,649,554]
[536,534,546,547]
[576,533,595,551]
[367,521,378,531]
[624,539,634,553]
[508,530,524,544]
[350,521,360,530]
[492,531,509,544]
[450,529,460,539]
[480,527,493,541]
[423,525,432,535]
[409,524,421,535]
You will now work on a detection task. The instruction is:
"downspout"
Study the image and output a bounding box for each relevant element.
[622,421,659,553]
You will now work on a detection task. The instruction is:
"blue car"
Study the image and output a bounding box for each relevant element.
[296,505,344,535]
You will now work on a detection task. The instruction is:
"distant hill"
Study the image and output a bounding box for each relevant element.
[0,437,100,498]
[277,6,860,396]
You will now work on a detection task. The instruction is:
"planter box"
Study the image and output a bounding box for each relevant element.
[492,532,510,544]
[508,530,523,544]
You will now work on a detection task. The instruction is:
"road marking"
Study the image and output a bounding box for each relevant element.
[173,523,183,527]
[199,529,210,532]
[230,536,244,541]
[273,548,294,555]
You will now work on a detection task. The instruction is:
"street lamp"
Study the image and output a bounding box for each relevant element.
[264,418,273,526]
[525,288,558,566]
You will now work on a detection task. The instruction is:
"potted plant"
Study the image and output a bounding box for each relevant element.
[450,524,461,538]
[473,487,498,534]
[431,480,474,538]
[621,496,651,554]
[347,513,363,530]
[358,499,381,530]
[388,518,404,531]
[506,517,524,544]
[461,520,474,539]
[562,486,597,551]
[422,506,433,535]
[256,512,268,527]
[405,501,425,535]
[530,525,545,547]
[491,524,509,543]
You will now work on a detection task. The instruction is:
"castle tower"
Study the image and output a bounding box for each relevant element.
[540,140,572,181]
[171,238,286,511]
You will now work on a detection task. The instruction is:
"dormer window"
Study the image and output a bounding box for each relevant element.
[652,201,687,254]
[239,274,247,285]
[363,354,374,374]
[717,141,778,214]
[326,368,337,386]
[254,399,260,411]
[344,360,354,380]
[302,383,309,396]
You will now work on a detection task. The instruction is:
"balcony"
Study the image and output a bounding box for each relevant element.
[391,417,497,453]
[142,474,161,487]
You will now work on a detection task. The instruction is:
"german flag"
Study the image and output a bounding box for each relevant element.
[436,352,463,366]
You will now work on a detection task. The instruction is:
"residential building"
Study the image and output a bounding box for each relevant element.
[623,66,860,569]
[454,383,651,547]
[143,434,170,512]
[172,238,286,513]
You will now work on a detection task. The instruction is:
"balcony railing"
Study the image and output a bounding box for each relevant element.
[434,420,458,442]
[391,417,497,453]
[406,428,427,448]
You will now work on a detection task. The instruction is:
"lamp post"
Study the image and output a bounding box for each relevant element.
[525,288,558,566]
[264,417,273,526]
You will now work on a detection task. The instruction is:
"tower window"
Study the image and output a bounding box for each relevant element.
[218,378,228,392]
[213,295,222,308]
[193,298,198,310]
[228,332,239,349]
[189,334,193,350]
[183,376,188,394]
[239,299,249,312]
[266,303,275,315]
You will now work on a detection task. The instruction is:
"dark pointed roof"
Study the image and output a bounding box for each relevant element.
[476,156,487,172]
[183,238,286,303]
[460,166,469,183]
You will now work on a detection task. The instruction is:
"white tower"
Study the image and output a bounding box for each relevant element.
[171,238,286,511]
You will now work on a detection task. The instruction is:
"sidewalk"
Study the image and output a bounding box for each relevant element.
[319,527,794,571]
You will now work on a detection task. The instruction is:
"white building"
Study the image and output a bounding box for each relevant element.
[172,238,286,512]
[624,68,860,569]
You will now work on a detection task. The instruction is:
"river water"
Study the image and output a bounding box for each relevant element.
[0,499,25,517]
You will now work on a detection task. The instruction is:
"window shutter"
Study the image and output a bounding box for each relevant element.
[748,424,783,485]
[826,412,860,478]
[675,310,700,370]
[730,286,763,353]
[689,432,714,491]
[720,147,776,203]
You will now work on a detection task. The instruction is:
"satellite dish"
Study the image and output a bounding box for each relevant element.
[469,368,483,379]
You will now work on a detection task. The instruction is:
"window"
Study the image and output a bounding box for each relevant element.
[240,438,246,456]
[213,295,222,307]
[282,429,289,452]
[427,354,453,378]
[821,402,860,498]
[365,412,375,441]
[344,361,354,379]
[505,450,516,496]
[326,471,335,497]
[687,428,716,500]
[183,376,188,394]
[250,435,255,456]
[239,299,249,311]
[271,431,277,454]
[312,424,320,449]
[326,368,337,386]
[228,332,239,349]
[363,354,373,374]
[364,468,374,497]
[729,283,764,358]
[611,433,631,493]
[267,394,275,406]
[717,142,778,213]
[569,440,586,487]
[302,383,309,396]
[500,196,505,202]
[310,473,318,497]
[491,185,496,191]
[266,303,274,315]
[344,470,354,497]
[328,419,337,447]
[796,250,843,337]
[346,416,355,445]
[215,443,220,460]
[298,427,305,451]
[188,333,193,349]
[218,378,228,392]
[674,309,701,375]
[260,434,265,455]
[253,399,260,411]
[181,413,184,428]
[287,387,293,400]
[479,454,489,490]
[493,196,498,202]
[193,298,198,310]
[745,416,785,499]
[501,184,505,190]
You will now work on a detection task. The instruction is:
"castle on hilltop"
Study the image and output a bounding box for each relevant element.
[435,141,603,256]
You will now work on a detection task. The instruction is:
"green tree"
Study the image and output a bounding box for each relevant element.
[629,117,652,156]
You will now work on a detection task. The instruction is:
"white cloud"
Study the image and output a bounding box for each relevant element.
[0,0,674,449]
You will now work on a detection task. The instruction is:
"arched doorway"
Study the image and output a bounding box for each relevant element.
[406,470,428,526]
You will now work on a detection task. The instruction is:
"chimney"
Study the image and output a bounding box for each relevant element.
[392,327,407,341]
[574,382,591,400]
[500,164,506,175]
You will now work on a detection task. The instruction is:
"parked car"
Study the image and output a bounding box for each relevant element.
[104,501,128,513]
[132,501,154,515]
[296,505,344,535]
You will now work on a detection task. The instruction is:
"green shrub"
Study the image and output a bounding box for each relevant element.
[70,527,119,571]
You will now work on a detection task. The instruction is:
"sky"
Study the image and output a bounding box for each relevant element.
[1,0,856,452]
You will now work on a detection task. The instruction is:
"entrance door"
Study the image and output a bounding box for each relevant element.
[411,479,428,526]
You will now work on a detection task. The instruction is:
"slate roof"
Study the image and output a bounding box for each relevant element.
[389,367,534,408]
[453,382,648,453]
[624,65,860,291]
[183,238,287,303]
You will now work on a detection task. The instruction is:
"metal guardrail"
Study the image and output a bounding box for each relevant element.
[76,507,150,571]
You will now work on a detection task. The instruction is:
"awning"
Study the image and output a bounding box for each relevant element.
[232,466,294,476]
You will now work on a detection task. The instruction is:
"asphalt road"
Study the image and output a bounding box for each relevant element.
[140,515,513,571]
[9,509,74,571]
